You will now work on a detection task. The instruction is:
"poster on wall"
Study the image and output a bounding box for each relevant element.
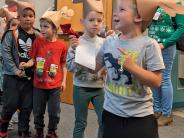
[57,0,83,32]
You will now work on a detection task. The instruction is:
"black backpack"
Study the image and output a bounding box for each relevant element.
[172,17,184,51]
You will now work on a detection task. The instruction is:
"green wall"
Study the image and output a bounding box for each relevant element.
[172,51,184,108]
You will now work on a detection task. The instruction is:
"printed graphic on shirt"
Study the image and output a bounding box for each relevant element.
[17,27,36,62]
[104,50,142,97]
[104,52,132,83]
[19,38,32,52]
[77,70,103,81]
[105,82,142,96]
[17,27,36,78]
[46,50,53,58]
[18,38,32,59]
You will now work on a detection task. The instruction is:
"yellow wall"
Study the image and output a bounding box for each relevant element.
[103,0,113,30]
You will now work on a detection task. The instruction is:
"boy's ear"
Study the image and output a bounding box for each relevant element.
[134,15,143,23]
[80,18,84,25]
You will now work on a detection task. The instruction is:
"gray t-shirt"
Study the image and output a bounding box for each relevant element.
[97,35,165,117]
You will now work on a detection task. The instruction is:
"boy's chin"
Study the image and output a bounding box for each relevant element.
[22,24,33,30]
[88,32,98,36]
[40,33,46,37]
[114,25,124,32]
[114,26,120,31]
[41,33,46,36]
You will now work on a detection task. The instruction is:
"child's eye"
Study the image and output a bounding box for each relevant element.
[120,8,125,11]
[43,25,48,28]
[29,15,34,18]
[89,18,95,22]
[97,19,102,23]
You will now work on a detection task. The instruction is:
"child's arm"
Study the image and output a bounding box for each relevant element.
[162,13,184,49]
[1,31,22,76]
[19,59,34,69]
[89,63,104,74]
[61,63,67,91]
[66,35,83,72]
[97,66,107,79]
[118,48,162,88]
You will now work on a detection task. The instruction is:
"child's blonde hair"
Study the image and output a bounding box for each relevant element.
[124,0,148,32]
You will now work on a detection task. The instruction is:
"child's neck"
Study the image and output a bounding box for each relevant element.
[45,35,57,42]
[120,28,142,39]
[84,32,96,39]
[21,27,34,34]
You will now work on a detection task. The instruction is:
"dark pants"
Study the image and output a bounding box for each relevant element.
[0,90,3,105]
[33,87,61,133]
[102,110,159,138]
[0,75,33,133]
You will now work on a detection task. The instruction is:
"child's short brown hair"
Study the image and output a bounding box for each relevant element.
[17,1,36,17]
[22,7,35,16]
[84,11,103,19]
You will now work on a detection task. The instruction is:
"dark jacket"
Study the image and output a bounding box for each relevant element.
[1,28,40,75]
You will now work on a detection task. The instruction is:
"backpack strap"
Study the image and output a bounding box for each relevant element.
[12,29,19,46]
[33,27,40,37]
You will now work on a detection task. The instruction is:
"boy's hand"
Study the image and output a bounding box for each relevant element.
[97,67,107,78]
[159,43,164,49]
[15,69,24,78]
[106,30,116,37]
[118,48,134,70]
[69,35,79,49]
[19,62,27,69]
[61,81,66,92]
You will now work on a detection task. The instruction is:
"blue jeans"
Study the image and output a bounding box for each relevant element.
[152,46,176,116]
[73,86,104,138]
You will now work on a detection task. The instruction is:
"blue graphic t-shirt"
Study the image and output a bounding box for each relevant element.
[97,35,165,117]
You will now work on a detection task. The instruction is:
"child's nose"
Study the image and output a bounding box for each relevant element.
[113,13,117,18]
[25,16,31,20]
[94,20,98,25]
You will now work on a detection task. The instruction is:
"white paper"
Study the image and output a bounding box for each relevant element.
[75,44,96,70]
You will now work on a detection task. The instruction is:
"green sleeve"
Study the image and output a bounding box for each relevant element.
[163,11,184,48]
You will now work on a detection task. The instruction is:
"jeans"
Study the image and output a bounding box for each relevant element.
[73,86,104,138]
[152,46,176,116]
[33,87,61,132]
[1,75,33,132]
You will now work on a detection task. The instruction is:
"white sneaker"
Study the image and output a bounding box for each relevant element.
[11,112,19,124]
[7,122,14,131]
